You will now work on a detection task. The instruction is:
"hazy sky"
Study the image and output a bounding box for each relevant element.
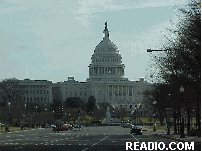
[0,0,189,83]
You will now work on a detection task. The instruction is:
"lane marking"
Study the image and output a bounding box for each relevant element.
[131,134,152,151]
[91,135,110,146]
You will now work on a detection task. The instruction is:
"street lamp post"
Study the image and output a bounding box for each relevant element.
[45,107,47,128]
[36,106,38,127]
[24,104,26,130]
[153,101,157,131]
[8,102,11,132]
[135,108,137,125]
[180,86,186,138]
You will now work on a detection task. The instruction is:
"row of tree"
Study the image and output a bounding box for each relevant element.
[146,0,200,134]
[0,77,102,126]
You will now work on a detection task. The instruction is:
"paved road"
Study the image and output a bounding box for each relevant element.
[0,126,199,151]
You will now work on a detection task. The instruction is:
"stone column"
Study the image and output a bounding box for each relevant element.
[122,85,123,96]
[115,67,118,75]
[118,85,119,95]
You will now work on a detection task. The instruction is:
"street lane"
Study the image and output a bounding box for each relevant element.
[0,126,199,151]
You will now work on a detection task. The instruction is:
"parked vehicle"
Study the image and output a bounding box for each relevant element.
[45,124,51,128]
[72,124,81,128]
[51,124,56,128]
[121,121,132,128]
[52,124,70,131]
[130,126,142,135]
[63,124,73,130]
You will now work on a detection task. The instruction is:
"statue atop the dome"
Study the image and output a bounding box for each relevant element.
[105,21,108,30]
[103,21,109,38]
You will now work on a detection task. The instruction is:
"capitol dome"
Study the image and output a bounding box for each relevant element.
[94,37,119,54]
[87,22,127,82]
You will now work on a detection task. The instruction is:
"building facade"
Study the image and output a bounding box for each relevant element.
[19,79,53,104]
[2,22,152,114]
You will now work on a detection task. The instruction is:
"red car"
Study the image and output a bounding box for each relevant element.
[52,124,70,131]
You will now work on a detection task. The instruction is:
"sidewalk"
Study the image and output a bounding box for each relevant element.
[143,127,201,143]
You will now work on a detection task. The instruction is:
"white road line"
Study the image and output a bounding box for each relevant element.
[91,135,110,146]
[82,148,88,151]
[131,134,152,151]
[131,134,140,142]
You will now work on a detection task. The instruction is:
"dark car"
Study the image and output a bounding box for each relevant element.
[130,126,142,135]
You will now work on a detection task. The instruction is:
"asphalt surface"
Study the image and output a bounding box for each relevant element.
[0,126,200,151]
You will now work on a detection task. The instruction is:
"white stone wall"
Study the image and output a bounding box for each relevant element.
[19,79,53,104]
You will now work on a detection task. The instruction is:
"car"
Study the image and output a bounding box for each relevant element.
[52,124,70,131]
[51,124,56,128]
[121,121,132,128]
[130,126,142,135]
[72,124,81,128]
[63,124,73,130]
[45,124,51,128]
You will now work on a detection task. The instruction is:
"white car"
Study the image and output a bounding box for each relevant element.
[51,124,56,128]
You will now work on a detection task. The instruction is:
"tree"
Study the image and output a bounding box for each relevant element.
[50,86,63,113]
[86,96,96,114]
[0,78,25,106]
[64,97,84,109]
[113,107,128,121]
[147,0,201,133]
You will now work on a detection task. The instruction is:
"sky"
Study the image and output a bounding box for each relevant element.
[0,0,189,83]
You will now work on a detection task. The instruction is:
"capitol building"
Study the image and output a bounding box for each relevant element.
[17,22,152,113]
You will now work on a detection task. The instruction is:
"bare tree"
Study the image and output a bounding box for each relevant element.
[0,78,25,105]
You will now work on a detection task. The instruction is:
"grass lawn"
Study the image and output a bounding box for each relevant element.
[0,126,37,134]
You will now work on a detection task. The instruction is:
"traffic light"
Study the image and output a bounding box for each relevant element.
[78,109,80,115]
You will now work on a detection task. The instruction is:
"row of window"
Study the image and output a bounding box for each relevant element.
[25,90,49,95]
[120,105,133,109]
[109,97,132,101]
[65,87,87,90]
[119,104,143,109]
[21,85,49,89]
[66,91,87,96]
[108,92,133,96]
[92,57,121,63]
[97,48,116,51]
[23,97,49,102]
[108,92,140,96]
